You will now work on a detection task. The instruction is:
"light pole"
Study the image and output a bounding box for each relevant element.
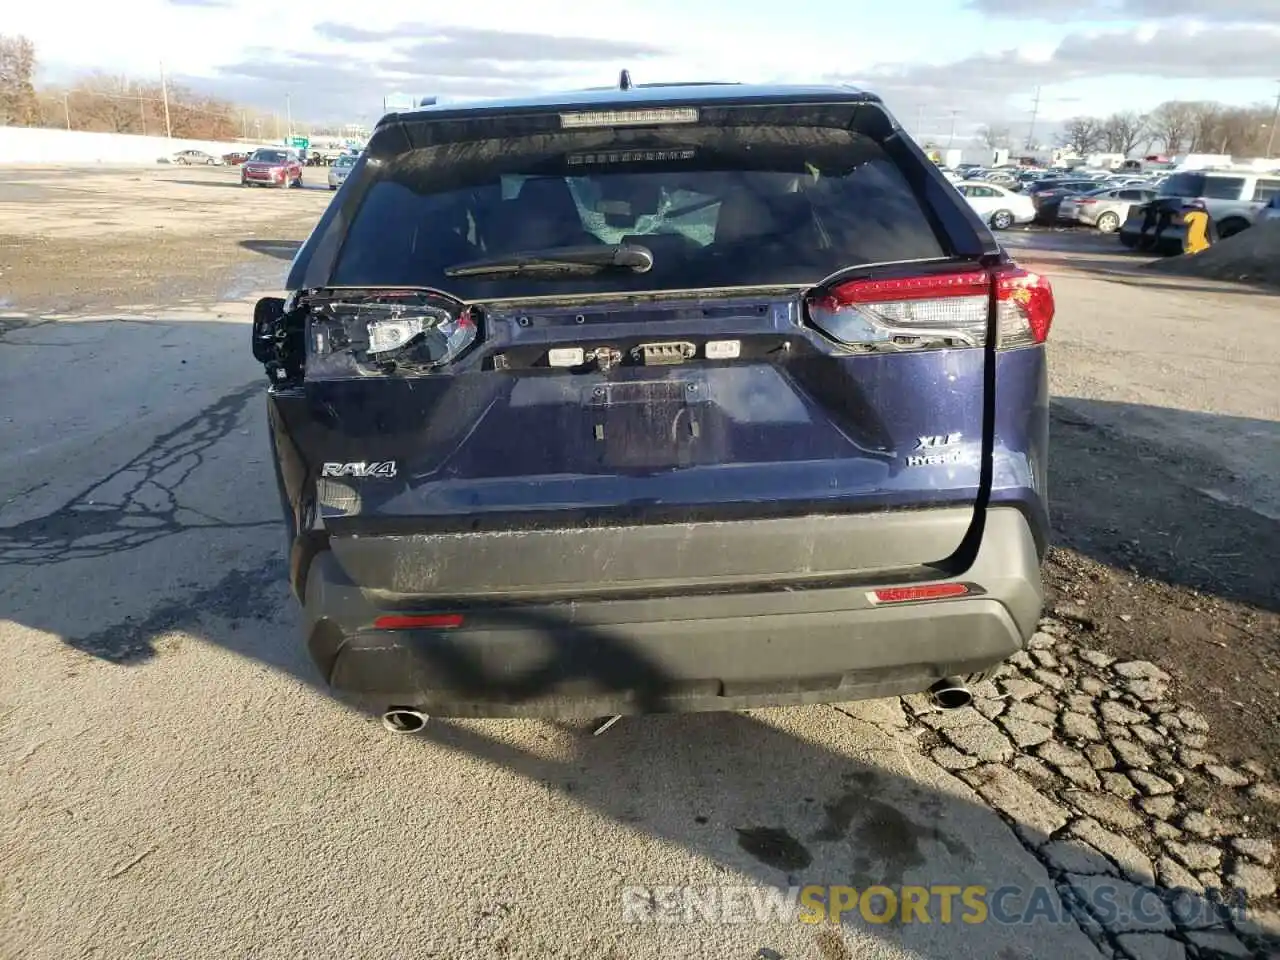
[1266,81,1280,158]
[159,61,173,141]
[286,93,293,142]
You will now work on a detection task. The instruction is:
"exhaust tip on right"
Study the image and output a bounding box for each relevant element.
[928,679,974,710]
[381,708,428,733]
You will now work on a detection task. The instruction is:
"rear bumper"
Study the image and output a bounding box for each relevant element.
[300,507,1044,717]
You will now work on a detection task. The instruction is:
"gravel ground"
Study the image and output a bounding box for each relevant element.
[1146,221,1280,290]
[1,165,1278,960]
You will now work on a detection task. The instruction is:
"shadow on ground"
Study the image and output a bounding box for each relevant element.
[164,178,246,190]
[238,239,304,260]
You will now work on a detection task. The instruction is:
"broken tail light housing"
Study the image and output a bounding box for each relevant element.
[305,293,478,379]
[806,266,1053,352]
[807,270,991,351]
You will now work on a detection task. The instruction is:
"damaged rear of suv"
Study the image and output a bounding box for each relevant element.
[252,80,1053,724]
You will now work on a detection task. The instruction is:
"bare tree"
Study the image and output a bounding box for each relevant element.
[1146,101,1195,154]
[1058,116,1106,154]
[1186,101,1224,153]
[69,72,147,133]
[1101,112,1147,156]
[977,124,1011,151]
[0,33,39,125]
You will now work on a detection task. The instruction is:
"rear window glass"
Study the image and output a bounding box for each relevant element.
[1158,172,1203,197]
[1159,172,1246,200]
[1202,176,1246,199]
[328,123,947,299]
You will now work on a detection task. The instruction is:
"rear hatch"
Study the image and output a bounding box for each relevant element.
[275,92,1049,597]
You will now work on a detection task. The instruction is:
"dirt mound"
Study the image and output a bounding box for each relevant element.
[1146,218,1280,288]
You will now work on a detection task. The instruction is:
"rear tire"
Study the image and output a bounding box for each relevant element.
[1095,212,1120,234]
[990,210,1014,230]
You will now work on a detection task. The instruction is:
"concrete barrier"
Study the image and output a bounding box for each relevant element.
[0,126,272,165]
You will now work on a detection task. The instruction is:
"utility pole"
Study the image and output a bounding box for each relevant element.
[62,93,71,130]
[285,93,293,141]
[241,110,248,140]
[274,112,280,140]
[1026,86,1042,150]
[946,109,960,149]
[1267,80,1280,159]
[139,89,147,135]
[159,61,173,140]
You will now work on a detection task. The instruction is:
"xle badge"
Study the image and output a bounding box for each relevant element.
[907,434,962,468]
[321,461,398,479]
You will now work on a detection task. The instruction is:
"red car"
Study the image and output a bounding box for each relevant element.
[223,152,250,165]
[240,149,304,189]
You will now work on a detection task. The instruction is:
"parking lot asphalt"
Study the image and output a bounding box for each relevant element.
[1,165,1278,960]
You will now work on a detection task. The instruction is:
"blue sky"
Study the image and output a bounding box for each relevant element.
[10,0,1280,133]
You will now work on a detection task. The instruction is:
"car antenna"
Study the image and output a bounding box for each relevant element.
[618,69,633,91]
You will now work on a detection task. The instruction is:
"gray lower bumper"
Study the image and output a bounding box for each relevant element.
[303,508,1043,718]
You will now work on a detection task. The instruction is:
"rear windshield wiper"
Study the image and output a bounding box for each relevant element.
[443,243,653,278]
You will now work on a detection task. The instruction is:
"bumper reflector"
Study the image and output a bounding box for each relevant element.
[869,583,969,605]
[373,613,464,630]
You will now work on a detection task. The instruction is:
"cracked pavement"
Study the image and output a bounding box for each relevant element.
[2,166,1279,960]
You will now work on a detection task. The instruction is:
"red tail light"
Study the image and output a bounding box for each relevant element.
[806,266,1054,352]
[1078,198,1098,205]
[993,266,1054,345]
[373,613,464,630]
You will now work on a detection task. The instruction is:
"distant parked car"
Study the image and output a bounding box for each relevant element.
[173,149,222,166]
[955,181,1036,229]
[1060,186,1157,233]
[327,153,357,190]
[981,169,1020,189]
[1120,169,1280,250]
[222,152,250,166]
[1027,179,1106,223]
[240,149,304,189]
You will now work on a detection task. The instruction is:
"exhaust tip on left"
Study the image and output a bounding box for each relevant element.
[382,708,429,733]
[928,679,974,710]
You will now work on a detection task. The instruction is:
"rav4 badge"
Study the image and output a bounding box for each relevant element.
[321,461,398,479]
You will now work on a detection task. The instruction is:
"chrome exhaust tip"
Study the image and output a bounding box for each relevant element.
[381,708,429,733]
[928,678,974,710]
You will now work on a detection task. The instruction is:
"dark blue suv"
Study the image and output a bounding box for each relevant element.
[251,79,1053,727]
